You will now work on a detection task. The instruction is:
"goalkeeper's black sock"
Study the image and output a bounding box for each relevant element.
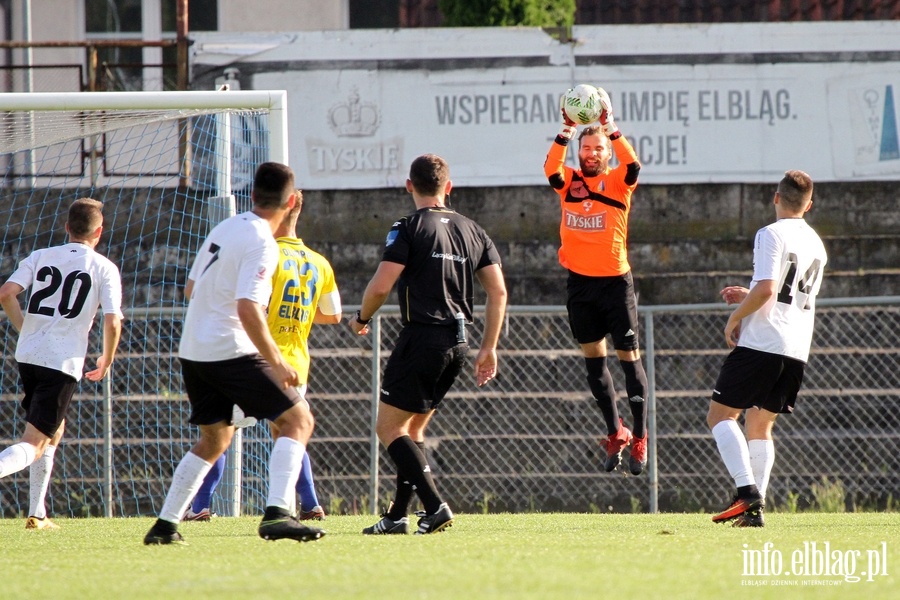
[584,356,620,433]
[621,359,649,438]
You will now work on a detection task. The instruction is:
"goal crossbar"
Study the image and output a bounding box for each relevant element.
[0,90,289,164]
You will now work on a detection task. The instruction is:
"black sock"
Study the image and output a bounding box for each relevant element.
[387,436,442,514]
[737,484,760,499]
[584,356,620,433]
[263,506,291,521]
[386,441,426,520]
[151,518,177,534]
[621,360,648,438]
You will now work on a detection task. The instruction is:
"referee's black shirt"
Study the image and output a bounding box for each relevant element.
[381,206,502,327]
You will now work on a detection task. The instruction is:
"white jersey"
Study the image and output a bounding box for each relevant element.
[738,218,827,363]
[8,243,123,380]
[179,211,278,361]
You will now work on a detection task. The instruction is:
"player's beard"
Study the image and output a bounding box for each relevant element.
[579,157,605,177]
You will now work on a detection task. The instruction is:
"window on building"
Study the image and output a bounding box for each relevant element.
[162,0,218,32]
[84,0,217,90]
[350,0,399,28]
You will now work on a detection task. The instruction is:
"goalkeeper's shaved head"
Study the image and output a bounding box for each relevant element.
[777,170,813,212]
[409,154,449,197]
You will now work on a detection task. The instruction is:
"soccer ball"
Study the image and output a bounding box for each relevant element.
[563,84,603,125]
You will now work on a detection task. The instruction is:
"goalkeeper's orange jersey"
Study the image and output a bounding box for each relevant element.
[267,237,339,384]
[543,136,639,277]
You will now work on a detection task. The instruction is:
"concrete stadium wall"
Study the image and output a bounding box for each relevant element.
[3,179,896,308]
[298,180,900,306]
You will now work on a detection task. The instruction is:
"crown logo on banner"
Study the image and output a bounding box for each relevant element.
[328,87,381,137]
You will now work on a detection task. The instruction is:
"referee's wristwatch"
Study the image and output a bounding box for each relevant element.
[355,310,371,325]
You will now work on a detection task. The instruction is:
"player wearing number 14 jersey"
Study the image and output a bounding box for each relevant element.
[707,170,827,528]
[0,198,123,530]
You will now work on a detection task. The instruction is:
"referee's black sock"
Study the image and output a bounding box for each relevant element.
[386,440,426,521]
[387,436,442,515]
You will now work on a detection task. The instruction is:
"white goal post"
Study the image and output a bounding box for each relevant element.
[0,90,289,519]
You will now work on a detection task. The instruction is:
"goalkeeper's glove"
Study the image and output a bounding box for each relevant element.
[557,91,577,141]
[596,87,620,138]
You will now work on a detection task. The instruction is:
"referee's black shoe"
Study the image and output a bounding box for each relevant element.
[362,513,409,535]
[414,503,454,535]
[259,507,325,542]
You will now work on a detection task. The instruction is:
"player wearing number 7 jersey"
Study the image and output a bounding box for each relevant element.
[184,190,341,522]
[144,162,324,545]
[707,170,827,528]
[0,198,123,530]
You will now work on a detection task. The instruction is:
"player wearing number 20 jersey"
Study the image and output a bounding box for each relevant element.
[267,238,340,383]
[8,242,122,379]
[0,198,122,531]
[737,218,826,363]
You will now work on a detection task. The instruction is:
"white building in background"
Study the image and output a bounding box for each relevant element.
[10,0,348,41]
[1,0,349,91]
[3,2,898,186]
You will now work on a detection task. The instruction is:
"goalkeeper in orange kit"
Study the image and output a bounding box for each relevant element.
[543,87,649,475]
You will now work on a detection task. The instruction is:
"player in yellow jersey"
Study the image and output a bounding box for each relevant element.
[268,194,342,389]
[544,88,649,476]
[266,190,341,519]
[183,189,342,522]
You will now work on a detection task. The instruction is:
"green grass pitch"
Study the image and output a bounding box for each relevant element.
[1,513,897,599]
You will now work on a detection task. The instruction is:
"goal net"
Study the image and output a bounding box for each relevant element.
[0,90,288,518]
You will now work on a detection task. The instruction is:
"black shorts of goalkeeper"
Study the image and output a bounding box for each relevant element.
[379,324,468,414]
[180,354,302,425]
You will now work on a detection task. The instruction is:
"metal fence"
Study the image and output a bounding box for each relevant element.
[1,297,899,517]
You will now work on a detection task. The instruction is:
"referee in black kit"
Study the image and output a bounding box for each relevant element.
[351,153,507,535]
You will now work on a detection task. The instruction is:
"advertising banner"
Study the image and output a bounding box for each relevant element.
[192,23,900,189]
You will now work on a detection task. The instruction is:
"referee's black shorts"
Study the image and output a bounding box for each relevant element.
[380,324,468,414]
[180,354,301,425]
[711,346,806,414]
[566,270,640,350]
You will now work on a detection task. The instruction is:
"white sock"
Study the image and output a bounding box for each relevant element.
[158,452,212,524]
[0,442,38,479]
[712,420,755,488]
[266,437,306,511]
[29,444,57,518]
[748,439,775,499]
